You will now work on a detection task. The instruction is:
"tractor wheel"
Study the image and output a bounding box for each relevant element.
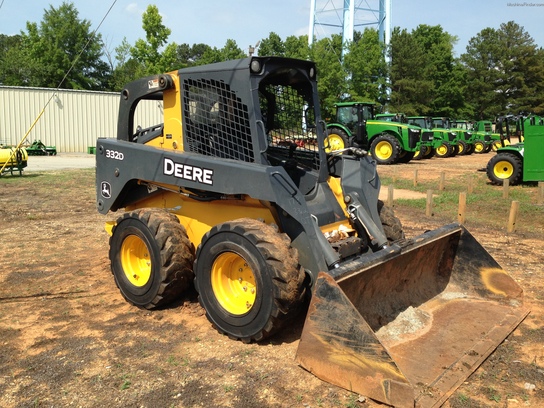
[457,140,468,155]
[435,142,453,158]
[473,140,486,153]
[465,143,475,155]
[413,146,427,161]
[423,146,435,159]
[370,134,402,164]
[397,150,415,163]
[109,208,195,309]
[325,128,349,152]
[378,200,404,242]
[194,218,306,343]
[486,153,523,186]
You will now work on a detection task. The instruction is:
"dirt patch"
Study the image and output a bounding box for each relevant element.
[0,152,543,408]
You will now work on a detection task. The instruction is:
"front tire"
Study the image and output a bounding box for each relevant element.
[325,128,350,152]
[109,208,195,309]
[473,140,486,153]
[435,142,454,158]
[378,200,404,242]
[194,218,306,343]
[486,153,523,186]
[370,134,402,164]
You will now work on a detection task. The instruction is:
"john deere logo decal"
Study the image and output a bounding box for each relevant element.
[101,181,111,198]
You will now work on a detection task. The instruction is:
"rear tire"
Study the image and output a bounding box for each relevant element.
[194,218,306,343]
[486,153,523,186]
[109,208,195,309]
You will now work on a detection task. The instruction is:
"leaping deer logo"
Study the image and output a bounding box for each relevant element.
[101,182,111,199]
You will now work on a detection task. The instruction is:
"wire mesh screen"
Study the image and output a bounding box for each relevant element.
[260,84,320,171]
[183,78,254,162]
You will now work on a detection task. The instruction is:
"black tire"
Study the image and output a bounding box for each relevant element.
[473,140,486,154]
[109,208,195,309]
[325,128,350,152]
[457,140,468,155]
[451,144,459,156]
[412,146,427,161]
[194,218,306,343]
[377,200,404,242]
[397,150,415,163]
[423,146,435,159]
[465,143,475,155]
[435,142,454,158]
[370,134,402,164]
[486,153,523,186]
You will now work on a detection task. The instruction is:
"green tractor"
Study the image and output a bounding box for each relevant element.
[406,116,455,160]
[429,117,462,158]
[471,121,497,154]
[487,115,544,185]
[326,102,423,164]
[374,113,406,123]
[451,120,476,155]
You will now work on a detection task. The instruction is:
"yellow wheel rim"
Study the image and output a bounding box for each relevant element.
[474,142,484,153]
[325,134,345,152]
[414,149,421,158]
[493,160,514,179]
[374,140,392,160]
[211,252,256,315]
[458,143,464,154]
[120,235,151,287]
[436,144,448,156]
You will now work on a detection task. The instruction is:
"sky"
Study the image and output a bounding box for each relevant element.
[0,0,543,59]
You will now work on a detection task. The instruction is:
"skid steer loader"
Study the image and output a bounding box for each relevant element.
[95,57,528,407]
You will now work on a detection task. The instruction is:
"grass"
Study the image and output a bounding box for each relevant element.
[380,173,544,235]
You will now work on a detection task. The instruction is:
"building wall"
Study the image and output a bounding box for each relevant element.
[0,86,163,153]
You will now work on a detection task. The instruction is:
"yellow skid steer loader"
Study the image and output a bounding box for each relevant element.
[95,57,528,407]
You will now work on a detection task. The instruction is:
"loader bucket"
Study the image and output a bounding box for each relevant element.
[296,223,528,408]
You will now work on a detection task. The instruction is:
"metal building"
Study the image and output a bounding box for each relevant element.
[0,86,163,153]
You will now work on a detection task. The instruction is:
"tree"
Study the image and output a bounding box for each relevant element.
[199,39,246,65]
[344,29,388,105]
[258,32,286,56]
[174,43,212,67]
[461,21,544,118]
[3,2,110,89]
[388,27,433,115]
[309,35,348,118]
[0,34,33,86]
[412,25,464,116]
[110,38,140,91]
[130,5,178,76]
